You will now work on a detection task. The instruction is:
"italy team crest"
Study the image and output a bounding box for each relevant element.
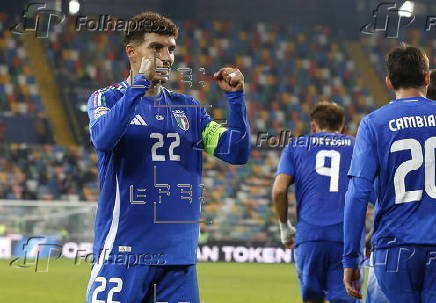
[172,110,190,131]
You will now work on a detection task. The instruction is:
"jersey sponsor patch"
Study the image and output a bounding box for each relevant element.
[94,106,110,119]
[172,110,190,131]
[118,246,132,252]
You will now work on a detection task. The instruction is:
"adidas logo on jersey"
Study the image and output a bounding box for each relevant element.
[130,114,147,126]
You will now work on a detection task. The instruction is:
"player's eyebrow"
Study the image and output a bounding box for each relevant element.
[148,42,176,50]
[148,42,164,49]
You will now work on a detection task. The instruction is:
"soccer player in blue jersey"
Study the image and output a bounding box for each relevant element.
[273,102,361,303]
[343,46,436,302]
[85,12,250,303]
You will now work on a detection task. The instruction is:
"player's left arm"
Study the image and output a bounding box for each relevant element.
[343,117,379,299]
[200,67,250,164]
[272,144,296,248]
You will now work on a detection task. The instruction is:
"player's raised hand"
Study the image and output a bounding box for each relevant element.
[138,56,170,83]
[343,268,362,299]
[214,67,244,91]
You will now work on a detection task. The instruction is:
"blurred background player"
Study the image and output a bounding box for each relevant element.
[86,12,250,303]
[343,45,436,302]
[272,102,362,303]
[427,70,436,100]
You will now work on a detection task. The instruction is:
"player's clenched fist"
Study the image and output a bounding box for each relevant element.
[214,67,244,91]
[138,56,170,83]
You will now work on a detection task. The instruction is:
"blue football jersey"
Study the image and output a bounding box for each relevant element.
[86,75,250,270]
[277,132,355,244]
[348,96,436,249]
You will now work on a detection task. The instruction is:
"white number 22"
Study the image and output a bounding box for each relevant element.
[315,150,341,192]
[150,132,181,161]
[92,277,123,303]
[391,137,436,204]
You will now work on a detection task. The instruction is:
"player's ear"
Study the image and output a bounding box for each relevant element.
[125,44,138,64]
[310,121,317,133]
[424,71,431,87]
[340,124,346,134]
[385,76,394,91]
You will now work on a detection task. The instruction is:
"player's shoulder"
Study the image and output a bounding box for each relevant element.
[92,81,128,97]
[356,103,392,130]
[369,101,394,115]
[88,81,128,107]
[283,134,311,152]
[363,97,436,123]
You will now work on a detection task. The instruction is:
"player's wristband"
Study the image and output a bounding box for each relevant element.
[342,255,360,269]
[279,220,296,245]
[131,75,151,90]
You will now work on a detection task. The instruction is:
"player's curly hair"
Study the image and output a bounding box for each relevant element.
[427,70,436,100]
[123,11,179,46]
[310,101,345,131]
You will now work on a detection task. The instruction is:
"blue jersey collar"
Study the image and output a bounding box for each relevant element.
[389,96,430,104]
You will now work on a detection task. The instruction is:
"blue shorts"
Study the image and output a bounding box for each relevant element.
[367,245,436,303]
[86,263,199,303]
[295,241,361,303]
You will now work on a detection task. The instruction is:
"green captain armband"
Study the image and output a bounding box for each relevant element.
[201,121,227,156]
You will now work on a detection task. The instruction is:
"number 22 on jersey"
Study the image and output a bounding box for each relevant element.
[150,132,181,161]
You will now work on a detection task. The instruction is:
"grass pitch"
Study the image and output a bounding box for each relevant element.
[0,259,301,302]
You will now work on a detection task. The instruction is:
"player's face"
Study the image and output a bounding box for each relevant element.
[138,33,176,69]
